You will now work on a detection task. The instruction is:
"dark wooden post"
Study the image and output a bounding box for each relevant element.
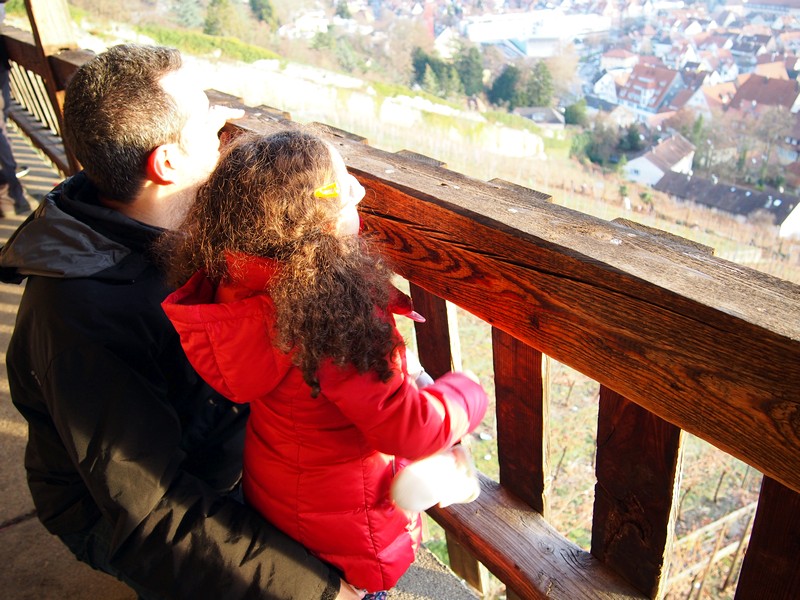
[23,0,79,173]
[407,283,488,593]
[592,386,683,598]
[409,281,459,379]
[493,327,550,517]
[735,477,800,599]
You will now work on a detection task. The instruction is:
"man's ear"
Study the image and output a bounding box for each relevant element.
[146,145,177,186]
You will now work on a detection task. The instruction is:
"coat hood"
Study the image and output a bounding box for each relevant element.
[163,254,425,405]
[0,172,161,283]
[162,258,294,404]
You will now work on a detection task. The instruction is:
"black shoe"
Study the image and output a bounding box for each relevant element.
[15,166,29,178]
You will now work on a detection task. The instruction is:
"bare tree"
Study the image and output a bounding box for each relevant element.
[543,42,580,101]
[753,105,794,182]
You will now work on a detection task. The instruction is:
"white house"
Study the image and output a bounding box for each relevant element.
[278,10,329,40]
[591,69,622,104]
[624,133,696,186]
[434,27,461,60]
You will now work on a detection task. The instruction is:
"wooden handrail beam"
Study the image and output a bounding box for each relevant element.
[328,135,799,496]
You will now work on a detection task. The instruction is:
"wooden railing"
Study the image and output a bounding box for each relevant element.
[4,2,799,598]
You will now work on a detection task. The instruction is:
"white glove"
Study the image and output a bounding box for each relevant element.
[391,445,480,512]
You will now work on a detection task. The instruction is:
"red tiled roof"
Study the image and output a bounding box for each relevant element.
[618,63,681,111]
[729,74,800,110]
[603,48,636,58]
[755,62,790,79]
[703,82,737,111]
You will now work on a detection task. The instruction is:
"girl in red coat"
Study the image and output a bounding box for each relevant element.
[161,129,489,597]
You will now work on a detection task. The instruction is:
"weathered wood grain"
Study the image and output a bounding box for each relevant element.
[593,386,683,598]
[429,475,646,599]
[493,327,550,516]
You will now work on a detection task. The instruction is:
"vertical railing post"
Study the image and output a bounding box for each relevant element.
[492,327,550,517]
[735,477,800,599]
[592,386,684,598]
[409,281,460,379]
[22,0,78,172]
[409,282,487,594]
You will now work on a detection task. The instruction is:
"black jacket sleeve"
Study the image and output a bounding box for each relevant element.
[31,343,340,600]
[7,262,340,600]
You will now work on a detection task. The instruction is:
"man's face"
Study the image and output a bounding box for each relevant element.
[157,68,239,228]
[160,68,226,187]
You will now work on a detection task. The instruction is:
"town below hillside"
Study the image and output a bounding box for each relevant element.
[15,0,800,282]
[268,0,800,274]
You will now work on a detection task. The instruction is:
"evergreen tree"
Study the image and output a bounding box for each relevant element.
[441,65,463,98]
[524,61,554,107]
[618,124,642,153]
[422,64,440,95]
[249,0,277,27]
[175,0,203,28]
[454,45,483,97]
[488,64,521,109]
[204,0,233,36]
[411,47,430,85]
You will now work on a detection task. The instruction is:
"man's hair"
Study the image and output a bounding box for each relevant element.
[62,44,184,203]
[161,129,400,396]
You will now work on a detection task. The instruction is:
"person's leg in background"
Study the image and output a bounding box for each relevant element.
[0,36,31,216]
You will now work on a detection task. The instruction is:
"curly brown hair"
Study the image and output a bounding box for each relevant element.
[161,129,400,395]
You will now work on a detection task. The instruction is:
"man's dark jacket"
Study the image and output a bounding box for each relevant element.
[0,172,339,599]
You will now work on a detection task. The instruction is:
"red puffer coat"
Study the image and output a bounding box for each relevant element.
[162,255,489,591]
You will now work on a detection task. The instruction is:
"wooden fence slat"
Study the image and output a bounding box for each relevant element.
[493,327,550,515]
[592,387,683,598]
[735,477,800,599]
[408,282,457,379]
[403,283,483,590]
[9,65,39,119]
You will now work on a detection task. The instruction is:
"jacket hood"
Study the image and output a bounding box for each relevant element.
[163,259,294,404]
[0,172,161,283]
[163,254,424,405]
